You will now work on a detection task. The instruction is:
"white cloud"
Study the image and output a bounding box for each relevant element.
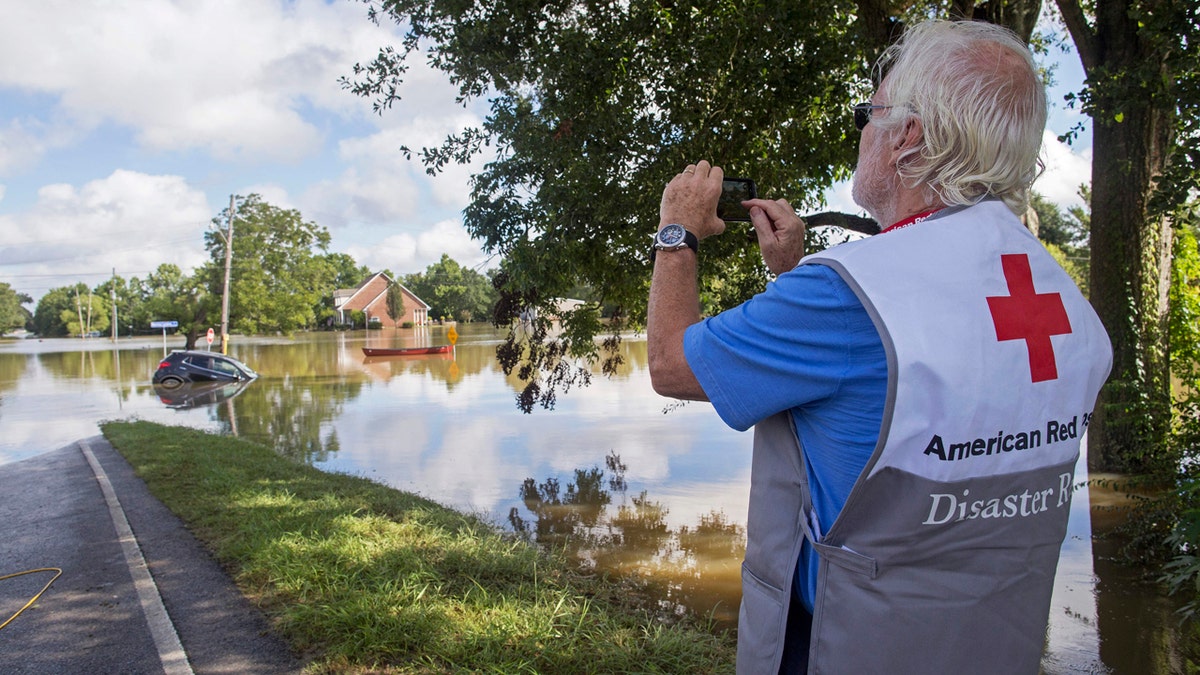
[0,0,408,163]
[0,0,498,292]
[0,119,48,176]
[346,218,491,276]
[0,170,212,301]
[1035,129,1092,209]
[0,108,92,178]
[299,103,489,225]
[240,182,295,212]
[306,152,423,226]
[822,179,861,216]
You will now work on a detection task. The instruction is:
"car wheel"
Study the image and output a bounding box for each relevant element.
[158,376,185,387]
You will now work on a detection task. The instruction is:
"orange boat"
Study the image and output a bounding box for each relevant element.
[362,345,453,357]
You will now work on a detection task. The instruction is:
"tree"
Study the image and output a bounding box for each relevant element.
[1052,0,1200,472]
[386,279,407,324]
[0,283,30,335]
[1031,191,1088,249]
[33,284,84,337]
[403,255,497,323]
[30,284,111,337]
[137,264,214,349]
[59,287,110,337]
[347,0,868,410]
[205,194,336,335]
[1170,219,1200,389]
[347,0,1200,450]
[317,252,371,326]
[322,252,370,290]
[94,275,140,338]
[1031,190,1090,294]
[344,0,1200,621]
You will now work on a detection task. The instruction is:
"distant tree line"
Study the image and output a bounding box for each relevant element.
[400,254,497,324]
[1,194,497,345]
[0,283,33,335]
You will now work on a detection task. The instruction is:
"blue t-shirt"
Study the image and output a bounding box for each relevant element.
[682,262,887,612]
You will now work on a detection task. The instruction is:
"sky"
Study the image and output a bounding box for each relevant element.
[0,1,1092,306]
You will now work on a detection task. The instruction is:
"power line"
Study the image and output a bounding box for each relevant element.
[2,270,159,279]
[0,237,205,267]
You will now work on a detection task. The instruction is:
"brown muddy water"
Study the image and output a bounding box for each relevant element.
[0,325,1192,672]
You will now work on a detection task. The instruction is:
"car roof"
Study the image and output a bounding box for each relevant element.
[168,350,247,362]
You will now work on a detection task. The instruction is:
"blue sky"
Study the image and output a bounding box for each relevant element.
[0,1,1091,305]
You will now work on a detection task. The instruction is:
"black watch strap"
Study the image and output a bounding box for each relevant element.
[650,229,698,262]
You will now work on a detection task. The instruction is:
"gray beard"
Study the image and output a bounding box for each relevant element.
[851,167,896,228]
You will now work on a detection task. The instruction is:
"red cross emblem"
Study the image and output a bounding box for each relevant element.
[986,254,1072,382]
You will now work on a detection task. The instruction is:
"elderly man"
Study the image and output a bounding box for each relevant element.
[648,20,1112,674]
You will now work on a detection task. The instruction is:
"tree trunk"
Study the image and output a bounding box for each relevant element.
[954,0,1042,43]
[1088,110,1174,473]
[1057,0,1177,473]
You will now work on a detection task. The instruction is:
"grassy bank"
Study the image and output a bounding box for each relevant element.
[101,421,735,674]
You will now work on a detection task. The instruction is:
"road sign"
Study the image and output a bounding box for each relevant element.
[206,328,215,344]
[151,320,178,356]
[447,326,458,345]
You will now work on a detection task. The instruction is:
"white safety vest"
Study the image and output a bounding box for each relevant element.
[736,199,1112,674]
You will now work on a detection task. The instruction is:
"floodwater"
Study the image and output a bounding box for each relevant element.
[0,325,1192,672]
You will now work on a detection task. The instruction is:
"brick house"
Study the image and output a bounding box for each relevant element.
[333,272,431,327]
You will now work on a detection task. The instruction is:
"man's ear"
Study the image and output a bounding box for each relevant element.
[891,116,924,162]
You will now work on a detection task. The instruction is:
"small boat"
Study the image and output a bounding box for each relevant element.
[362,345,453,357]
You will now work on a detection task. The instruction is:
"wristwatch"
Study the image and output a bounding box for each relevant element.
[650,223,698,262]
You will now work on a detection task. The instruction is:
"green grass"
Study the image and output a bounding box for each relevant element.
[101,421,735,674]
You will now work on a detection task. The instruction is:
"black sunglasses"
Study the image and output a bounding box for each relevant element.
[852,103,893,131]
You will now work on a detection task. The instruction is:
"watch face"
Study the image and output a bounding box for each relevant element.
[657,224,686,247]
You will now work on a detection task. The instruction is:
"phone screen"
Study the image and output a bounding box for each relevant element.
[717,178,757,221]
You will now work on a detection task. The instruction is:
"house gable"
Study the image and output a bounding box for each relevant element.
[333,272,432,326]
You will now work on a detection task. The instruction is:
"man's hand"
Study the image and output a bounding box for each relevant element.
[659,160,726,239]
[746,198,806,276]
[649,160,716,402]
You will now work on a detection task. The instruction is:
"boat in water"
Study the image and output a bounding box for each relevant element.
[362,345,453,357]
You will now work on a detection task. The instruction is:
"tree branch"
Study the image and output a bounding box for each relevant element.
[805,211,880,235]
[1053,0,1097,74]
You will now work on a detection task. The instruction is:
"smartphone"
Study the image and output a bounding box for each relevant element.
[717,178,757,222]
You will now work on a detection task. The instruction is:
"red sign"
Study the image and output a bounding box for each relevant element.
[206,328,215,345]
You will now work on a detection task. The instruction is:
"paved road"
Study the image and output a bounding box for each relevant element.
[0,437,305,674]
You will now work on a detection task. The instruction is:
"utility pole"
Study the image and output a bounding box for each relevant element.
[219,194,235,355]
[74,288,84,339]
[111,268,118,342]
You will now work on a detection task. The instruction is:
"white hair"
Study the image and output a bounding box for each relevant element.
[872,20,1047,215]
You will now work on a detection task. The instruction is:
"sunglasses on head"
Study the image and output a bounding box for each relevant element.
[852,103,893,131]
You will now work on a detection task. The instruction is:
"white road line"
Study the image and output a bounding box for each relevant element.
[79,438,194,675]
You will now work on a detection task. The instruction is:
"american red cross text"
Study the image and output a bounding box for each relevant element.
[986,254,1072,383]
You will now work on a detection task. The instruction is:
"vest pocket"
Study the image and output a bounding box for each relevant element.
[812,542,877,578]
[738,563,787,674]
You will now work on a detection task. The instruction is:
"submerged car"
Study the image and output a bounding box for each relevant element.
[152,350,258,387]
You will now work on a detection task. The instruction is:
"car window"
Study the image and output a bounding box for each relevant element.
[184,355,214,370]
[212,359,240,376]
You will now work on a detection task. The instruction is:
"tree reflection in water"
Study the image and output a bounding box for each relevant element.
[509,451,746,630]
